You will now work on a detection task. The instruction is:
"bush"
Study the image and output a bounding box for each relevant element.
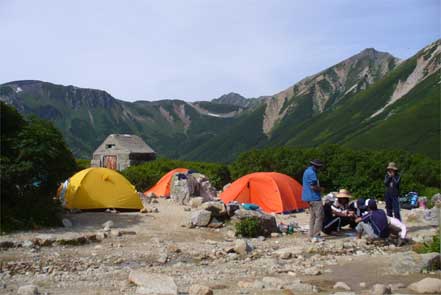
[229,145,440,199]
[76,159,91,171]
[413,235,441,255]
[234,217,263,238]
[122,158,231,192]
[1,102,77,232]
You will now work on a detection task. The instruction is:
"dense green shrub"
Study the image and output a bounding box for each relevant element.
[413,235,440,257]
[1,102,77,232]
[235,217,263,237]
[229,145,440,199]
[76,159,91,171]
[122,158,231,192]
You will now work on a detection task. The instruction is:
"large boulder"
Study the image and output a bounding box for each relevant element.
[408,278,441,294]
[200,201,227,218]
[431,193,441,207]
[233,209,278,236]
[170,173,216,205]
[191,210,212,227]
[128,270,177,295]
[391,251,440,273]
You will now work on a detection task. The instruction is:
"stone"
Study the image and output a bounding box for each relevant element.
[207,217,223,228]
[333,282,351,291]
[17,284,39,295]
[191,210,212,227]
[226,202,240,217]
[370,284,391,295]
[234,239,252,256]
[22,240,34,248]
[0,241,15,249]
[304,267,321,276]
[189,197,204,208]
[188,284,213,295]
[128,270,177,295]
[262,277,285,289]
[284,280,318,293]
[431,193,441,206]
[102,220,114,230]
[273,247,303,259]
[408,277,441,294]
[62,218,72,228]
[359,282,366,288]
[233,210,278,235]
[200,201,227,217]
[391,251,440,273]
[110,230,121,237]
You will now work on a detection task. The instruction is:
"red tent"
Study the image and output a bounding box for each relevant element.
[144,168,188,197]
[220,172,307,213]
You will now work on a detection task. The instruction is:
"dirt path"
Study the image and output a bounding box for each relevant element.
[0,199,439,294]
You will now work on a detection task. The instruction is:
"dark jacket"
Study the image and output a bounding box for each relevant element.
[362,209,389,238]
[384,174,400,198]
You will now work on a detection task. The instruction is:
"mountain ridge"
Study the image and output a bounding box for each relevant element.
[1,41,439,161]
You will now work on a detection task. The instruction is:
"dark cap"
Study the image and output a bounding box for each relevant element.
[356,198,366,210]
[310,159,324,167]
[367,199,377,210]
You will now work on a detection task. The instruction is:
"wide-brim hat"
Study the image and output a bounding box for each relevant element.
[386,162,398,171]
[336,188,352,199]
[310,159,324,167]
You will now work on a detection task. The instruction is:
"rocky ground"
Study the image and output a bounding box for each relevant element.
[1,199,440,295]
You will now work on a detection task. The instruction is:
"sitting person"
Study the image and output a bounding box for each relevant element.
[355,199,389,240]
[323,189,356,234]
[387,216,407,246]
[348,197,368,218]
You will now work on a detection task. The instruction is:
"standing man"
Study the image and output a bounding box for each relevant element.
[302,159,324,242]
[384,162,401,221]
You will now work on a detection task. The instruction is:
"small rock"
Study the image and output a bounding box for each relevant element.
[189,284,213,295]
[207,217,223,228]
[271,233,281,238]
[102,220,114,230]
[183,207,191,212]
[128,270,177,294]
[333,282,351,291]
[17,284,39,295]
[370,284,391,295]
[189,197,204,208]
[110,230,121,237]
[304,267,321,276]
[262,277,284,289]
[22,240,34,248]
[408,277,441,294]
[234,239,253,256]
[191,210,212,227]
[62,218,73,228]
[359,282,366,288]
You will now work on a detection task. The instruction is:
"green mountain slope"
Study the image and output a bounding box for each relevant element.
[0,81,239,158]
[1,40,439,162]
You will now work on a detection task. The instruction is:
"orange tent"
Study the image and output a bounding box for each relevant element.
[220,172,307,213]
[144,168,188,197]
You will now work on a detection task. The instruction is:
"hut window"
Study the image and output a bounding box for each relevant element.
[106,144,115,149]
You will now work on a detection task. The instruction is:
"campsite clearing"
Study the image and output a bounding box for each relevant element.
[0,199,439,294]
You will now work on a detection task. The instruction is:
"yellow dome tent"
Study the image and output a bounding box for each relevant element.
[58,168,143,210]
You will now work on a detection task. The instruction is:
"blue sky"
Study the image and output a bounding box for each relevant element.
[1,0,439,101]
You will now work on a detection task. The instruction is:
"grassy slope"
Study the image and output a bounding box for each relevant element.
[183,104,268,163]
[343,70,440,158]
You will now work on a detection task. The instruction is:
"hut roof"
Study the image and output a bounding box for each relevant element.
[93,134,155,154]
